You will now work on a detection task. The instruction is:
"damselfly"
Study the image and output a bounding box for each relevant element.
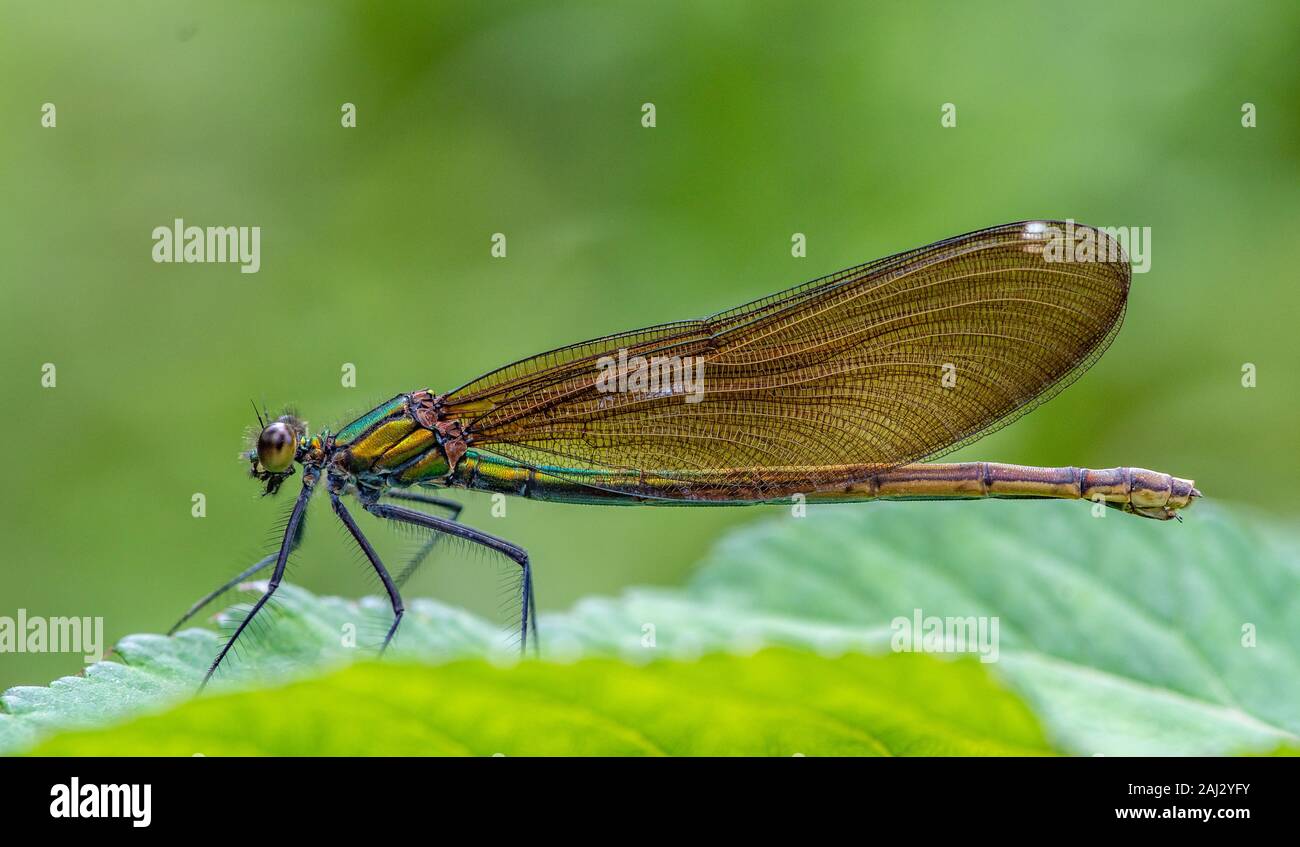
[176,221,1198,685]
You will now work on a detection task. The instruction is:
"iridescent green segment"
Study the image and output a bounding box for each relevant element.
[394,448,451,484]
[373,428,437,469]
[347,417,419,467]
[334,395,407,446]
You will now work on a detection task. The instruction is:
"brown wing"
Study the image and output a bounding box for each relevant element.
[443,221,1131,500]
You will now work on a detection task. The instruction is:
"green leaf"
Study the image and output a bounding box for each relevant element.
[0,587,506,754]
[5,500,1297,756]
[651,501,1298,756]
[26,651,1050,756]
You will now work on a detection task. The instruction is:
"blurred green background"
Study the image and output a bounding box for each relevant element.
[1,1,1297,691]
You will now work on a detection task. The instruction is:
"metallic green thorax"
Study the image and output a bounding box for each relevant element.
[329,393,614,499]
[324,393,452,496]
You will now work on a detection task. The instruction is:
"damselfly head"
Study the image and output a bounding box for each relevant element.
[245,413,308,495]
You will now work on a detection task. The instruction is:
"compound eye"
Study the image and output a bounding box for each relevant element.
[257,421,297,472]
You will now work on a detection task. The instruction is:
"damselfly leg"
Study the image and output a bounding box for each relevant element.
[169,552,276,636]
[331,494,405,655]
[366,502,538,657]
[168,507,311,635]
[171,491,460,636]
[187,486,474,686]
[381,491,463,588]
[201,469,317,689]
